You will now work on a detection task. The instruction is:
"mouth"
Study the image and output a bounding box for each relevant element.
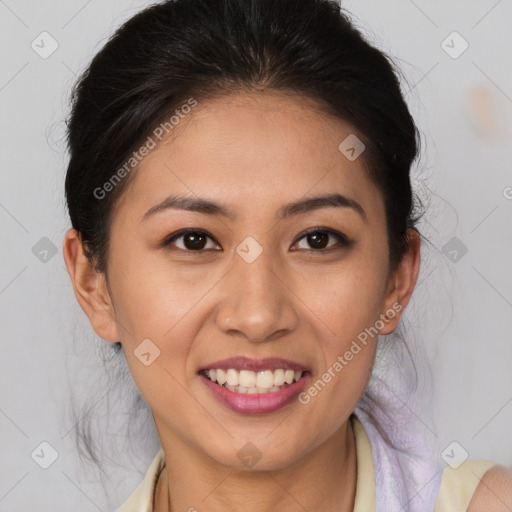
[198,357,311,414]
[199,368,307,394]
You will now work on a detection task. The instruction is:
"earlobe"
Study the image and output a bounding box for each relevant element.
[63,228,121,342]
[379,228,421,335]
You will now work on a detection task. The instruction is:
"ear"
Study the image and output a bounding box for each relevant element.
[379,228,421,335]
[63,228,120,342]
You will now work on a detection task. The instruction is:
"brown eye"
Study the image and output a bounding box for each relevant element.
[163,229,220,251]
[306,232,329,249]
[292,228,351,251]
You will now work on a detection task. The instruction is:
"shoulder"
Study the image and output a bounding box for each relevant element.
[115,448,166,512]
[434,459,512,512]
[467,463,512,512]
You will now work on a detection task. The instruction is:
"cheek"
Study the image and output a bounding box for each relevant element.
[110,263,199,419]
[291,244,387,413]
[295,249,388,348]
[294,272,383,439]
[107,244,202,341]
[106,246,231,409]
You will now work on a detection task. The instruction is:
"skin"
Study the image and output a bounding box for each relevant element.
[64,89,459,511]
[468,465,512,511]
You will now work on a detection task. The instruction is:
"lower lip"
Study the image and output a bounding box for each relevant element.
[199,374,309,414]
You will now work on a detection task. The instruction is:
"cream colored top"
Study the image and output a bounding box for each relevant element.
[115,415,497,511]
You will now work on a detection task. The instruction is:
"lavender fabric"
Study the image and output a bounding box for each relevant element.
[354,381,444,512]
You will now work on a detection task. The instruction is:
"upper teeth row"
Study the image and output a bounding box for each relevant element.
[206,368,303,388]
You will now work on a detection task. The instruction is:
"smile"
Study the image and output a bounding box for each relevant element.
[200,368,305,394]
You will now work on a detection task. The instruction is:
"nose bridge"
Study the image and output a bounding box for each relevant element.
[215,238,297,342]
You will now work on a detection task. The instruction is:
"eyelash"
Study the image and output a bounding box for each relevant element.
[162,227,352,253]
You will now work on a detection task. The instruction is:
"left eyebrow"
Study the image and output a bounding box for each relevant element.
[278,193,366,222]
[142,192,366,223]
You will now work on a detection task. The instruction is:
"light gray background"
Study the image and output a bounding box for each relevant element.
[1,0,511,510]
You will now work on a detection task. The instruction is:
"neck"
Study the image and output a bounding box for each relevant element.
[154,418,357,512]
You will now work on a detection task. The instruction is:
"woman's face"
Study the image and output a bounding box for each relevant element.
[70,91,414,470]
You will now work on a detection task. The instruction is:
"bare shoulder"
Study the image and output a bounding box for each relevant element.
[467,464,512,512]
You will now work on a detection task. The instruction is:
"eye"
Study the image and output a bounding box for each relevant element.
[161,227,351,253]
[162,229,221,251]
[291,227,352,251]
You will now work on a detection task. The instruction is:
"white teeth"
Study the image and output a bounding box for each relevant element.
[239,370,256,387]
[226,369,239,386]
[216,369,227,385]
[256,370,274,389]
[203,367,306,393]
[274,369,285,386]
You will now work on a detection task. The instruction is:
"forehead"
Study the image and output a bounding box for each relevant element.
[115,91,385,223]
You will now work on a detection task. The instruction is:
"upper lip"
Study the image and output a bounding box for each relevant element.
[199,356,310,373]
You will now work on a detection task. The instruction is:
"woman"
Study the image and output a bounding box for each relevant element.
[62,0,512,510]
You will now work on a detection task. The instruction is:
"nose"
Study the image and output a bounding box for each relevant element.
[215,244,299,343]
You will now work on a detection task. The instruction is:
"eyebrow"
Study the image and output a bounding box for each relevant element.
[142,192,366,222]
